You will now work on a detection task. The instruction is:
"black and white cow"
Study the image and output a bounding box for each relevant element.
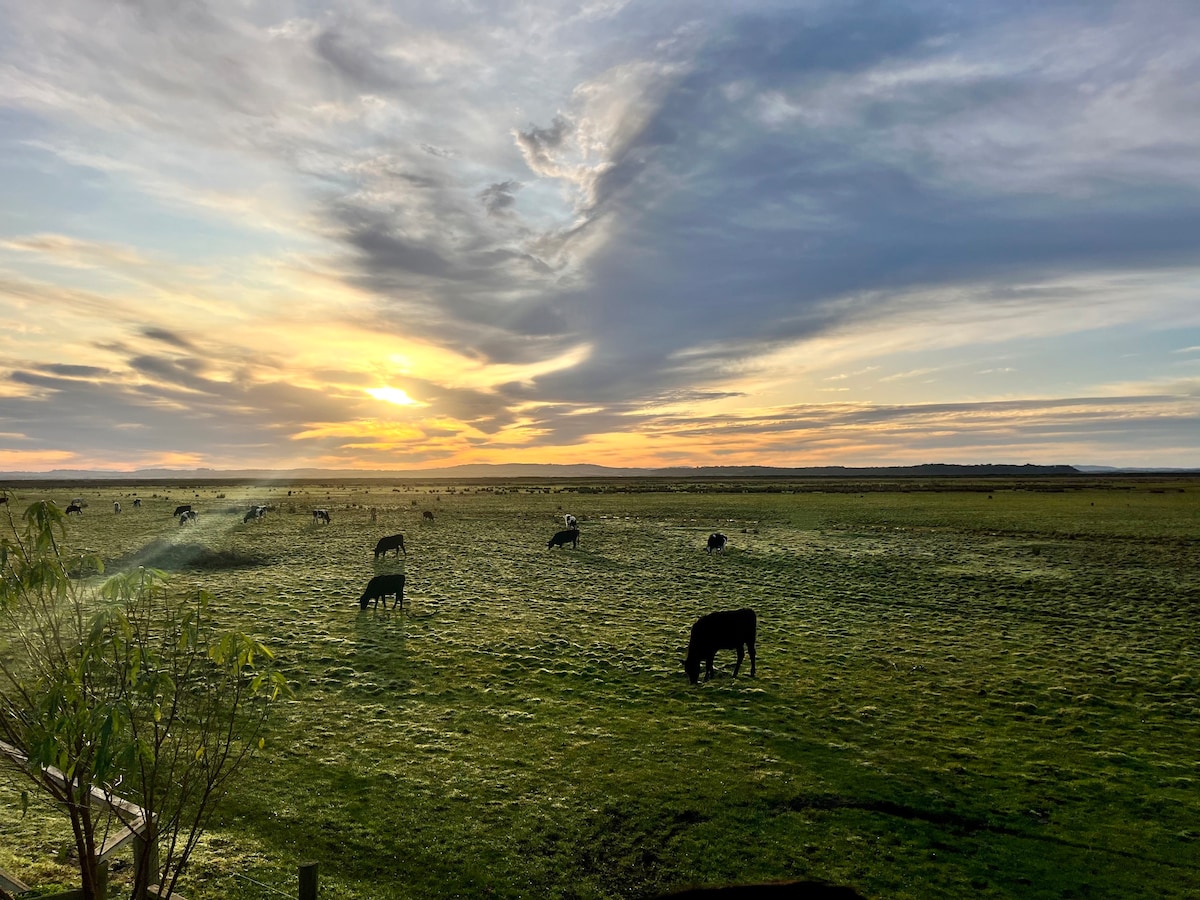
[706,533,728,554]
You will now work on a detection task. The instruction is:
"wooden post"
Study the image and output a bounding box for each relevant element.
[298,862,318,900]
[133,831,159,900]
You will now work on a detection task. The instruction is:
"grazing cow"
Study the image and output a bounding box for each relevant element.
[173,504,193,518]
[683,608,757,684]
[178,509,198,526]
[706,533,727,554]
[422,510,435,523]
[547,528,580,550]
[132,498,141,508]
[374,533,406,558]
[113,501,122,514]
[564,513,578,530]
[359,573,405,611]
[243,505,266,523]
[313,509,331,524]
[66,503,84,515]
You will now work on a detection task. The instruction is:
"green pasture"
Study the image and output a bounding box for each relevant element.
[2,478,1198,899]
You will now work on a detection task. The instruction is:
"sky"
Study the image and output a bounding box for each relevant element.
[1,0,1198,473]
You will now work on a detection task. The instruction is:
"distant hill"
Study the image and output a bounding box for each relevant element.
[0,462,1101,481]
[1072,465,1200,474]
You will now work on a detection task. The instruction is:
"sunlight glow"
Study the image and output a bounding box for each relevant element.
[366,386,421,407]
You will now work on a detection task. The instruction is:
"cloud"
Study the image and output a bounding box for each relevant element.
[1,0,1199,468]
[140,328,196,351]
[479,180,522,217]
[493,2,1200,414]
[37,364,112,379]
[313,24,406,92]
[515,116,575,178]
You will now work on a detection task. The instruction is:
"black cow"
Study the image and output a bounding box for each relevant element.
[706,533,728,554]
[66,503,84,515]
[359,573,405,611]
[683,608,757,684]
[547,528,580,549]
[313,509,331,524]
[422,510,435,523]
[374,533,406,558]
[173,504,192,518]
[243,505,266,523]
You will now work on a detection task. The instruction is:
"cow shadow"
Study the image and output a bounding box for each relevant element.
[348,610,411,694]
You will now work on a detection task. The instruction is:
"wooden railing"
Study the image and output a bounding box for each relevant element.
[2,742,319,899]
[0,739,182,899]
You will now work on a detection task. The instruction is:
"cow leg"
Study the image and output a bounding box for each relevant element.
[704,656,715,681]
[733,644,744,677]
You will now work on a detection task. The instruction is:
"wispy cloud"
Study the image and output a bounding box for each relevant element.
[879,368,941,384]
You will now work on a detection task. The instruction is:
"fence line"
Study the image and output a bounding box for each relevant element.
[232,864,319,900]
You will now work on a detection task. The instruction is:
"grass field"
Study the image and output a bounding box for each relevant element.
[2,477,1198,899]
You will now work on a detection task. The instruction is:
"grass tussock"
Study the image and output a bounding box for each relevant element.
[116,539,271,572]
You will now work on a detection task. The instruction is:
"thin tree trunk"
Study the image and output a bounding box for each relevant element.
[66,794,99,900]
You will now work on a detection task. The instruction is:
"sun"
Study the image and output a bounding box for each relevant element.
[366,386,420,407]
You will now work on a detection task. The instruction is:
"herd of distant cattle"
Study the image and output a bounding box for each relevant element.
[40,496,753,685]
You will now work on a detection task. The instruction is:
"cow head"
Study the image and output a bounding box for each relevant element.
[683,658,701,684]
